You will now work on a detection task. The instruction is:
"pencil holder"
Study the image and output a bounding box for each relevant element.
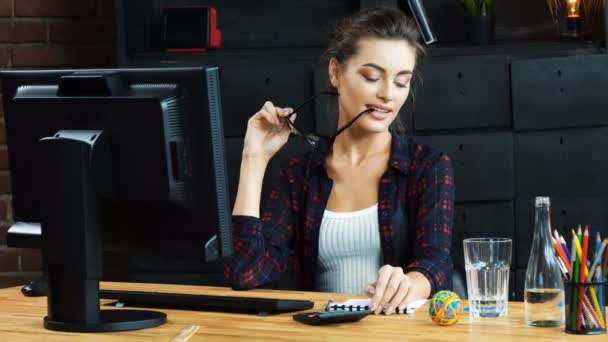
[564,280,606,335]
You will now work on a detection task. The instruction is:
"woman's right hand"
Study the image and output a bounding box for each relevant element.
[242,101,295,162]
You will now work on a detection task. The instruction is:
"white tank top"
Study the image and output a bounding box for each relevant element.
[316,203,382,294]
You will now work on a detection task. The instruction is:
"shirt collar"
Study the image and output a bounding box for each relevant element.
[388,130,411,176]
[312,130,411,176]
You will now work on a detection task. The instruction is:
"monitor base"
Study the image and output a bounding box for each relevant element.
[44,309,166,332]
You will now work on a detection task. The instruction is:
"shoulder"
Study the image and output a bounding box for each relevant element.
[398,136,455,198]
[402,135,453,174]
[277,150,319,177]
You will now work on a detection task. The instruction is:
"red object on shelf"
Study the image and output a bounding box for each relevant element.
[164,6,221,53]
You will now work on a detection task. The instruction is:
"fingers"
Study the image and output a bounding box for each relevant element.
[386,275,412,315]
[370,265,397,314]
[264,101,293,120]
[285,109,296,126]
[280,106,294,118]
[279,113,297,138]
[364,283,376,298]
[260,101,280,126]
[370,266,390,313]
[278,107,295,133]
[379,273,402,314]
[371,266,416,315]
[255,101,293,128]
[397,286,418,314]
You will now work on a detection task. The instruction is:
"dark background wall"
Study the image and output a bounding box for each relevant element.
[0,0,116,288]
[2,0,608,301]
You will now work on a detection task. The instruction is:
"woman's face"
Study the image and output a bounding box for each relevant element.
[329,37,416,134]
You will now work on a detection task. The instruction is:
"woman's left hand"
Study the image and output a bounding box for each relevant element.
[364,265,430,315]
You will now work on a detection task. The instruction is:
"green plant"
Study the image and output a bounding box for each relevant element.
[460,0,495,16]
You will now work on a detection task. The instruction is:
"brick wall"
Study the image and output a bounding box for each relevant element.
[0,0,116,288]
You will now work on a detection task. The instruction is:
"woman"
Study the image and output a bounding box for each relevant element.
[225,7,454,315]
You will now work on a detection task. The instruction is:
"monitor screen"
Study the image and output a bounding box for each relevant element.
[0,67,232,286]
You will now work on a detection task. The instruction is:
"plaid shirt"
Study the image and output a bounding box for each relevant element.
[225,131,455,295]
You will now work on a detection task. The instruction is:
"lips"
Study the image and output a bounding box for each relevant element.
[368,110,390,120]
[366,104,392,112]
[365,104,393,120]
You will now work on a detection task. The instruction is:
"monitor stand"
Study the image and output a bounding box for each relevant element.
[39,130,166,332]
[21,277,48,297]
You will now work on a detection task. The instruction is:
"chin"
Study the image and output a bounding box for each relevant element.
[356,117,392,134]
[368,112,396,128]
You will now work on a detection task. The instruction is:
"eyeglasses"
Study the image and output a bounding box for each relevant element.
[284,91,373,150]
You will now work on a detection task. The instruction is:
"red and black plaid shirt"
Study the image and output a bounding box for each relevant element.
[225,131,455,295]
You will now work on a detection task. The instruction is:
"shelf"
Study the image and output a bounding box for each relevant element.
[122,40,604,67]
[123,47,325,66]
[427,39,602,58]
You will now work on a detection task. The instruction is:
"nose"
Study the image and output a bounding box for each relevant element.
[376,80,395,102]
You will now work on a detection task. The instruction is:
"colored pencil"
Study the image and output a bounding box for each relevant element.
[559,235,571,264]
[570,232,577,279]
[552,237,571,274]
[588,280,604,328]
[596,265,604,328]
[557,257,568,278]
[581,228,589,287]
[594,232,602,263]
[576,227,588,330]
[583,291,605,329]
[602,244,608,280]
[572,233,589,277]
[587,238,607,281]
[572,234,580,330]
[582,303,598,328]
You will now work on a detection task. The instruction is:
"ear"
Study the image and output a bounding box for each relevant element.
[328,57,340,88]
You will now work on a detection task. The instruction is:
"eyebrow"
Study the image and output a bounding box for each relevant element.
[361,63,412,76]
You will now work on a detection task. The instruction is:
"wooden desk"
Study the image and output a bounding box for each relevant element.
[0,281,605,341]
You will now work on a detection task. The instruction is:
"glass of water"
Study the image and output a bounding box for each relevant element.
[463,237,512,317]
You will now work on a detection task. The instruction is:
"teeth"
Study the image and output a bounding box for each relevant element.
[370,107,389,113]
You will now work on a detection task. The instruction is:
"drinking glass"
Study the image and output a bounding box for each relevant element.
[463,237,512,317]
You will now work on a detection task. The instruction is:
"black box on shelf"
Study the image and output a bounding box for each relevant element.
[163,6,221,52]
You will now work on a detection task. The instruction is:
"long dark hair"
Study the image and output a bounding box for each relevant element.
[321,7,425,135]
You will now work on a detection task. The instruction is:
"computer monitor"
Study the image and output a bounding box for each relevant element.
[0,67,232,331]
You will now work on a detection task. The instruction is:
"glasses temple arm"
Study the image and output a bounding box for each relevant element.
[286,91,339,119]
[330,108,373,139]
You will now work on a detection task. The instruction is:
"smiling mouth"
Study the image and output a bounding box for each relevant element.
[366,109,392,121]
[366,105,392,114]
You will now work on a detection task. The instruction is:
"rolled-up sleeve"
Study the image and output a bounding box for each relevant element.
[224,166,295,290]
[406,153,455,295]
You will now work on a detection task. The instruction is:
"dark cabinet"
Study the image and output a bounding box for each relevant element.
[414,55,511,131]
[512,54,608,131]
[414,132,514,202]
[514,128,608,197]
[221,62,315,137]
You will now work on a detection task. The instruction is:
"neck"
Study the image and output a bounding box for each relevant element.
[330,128,392,167]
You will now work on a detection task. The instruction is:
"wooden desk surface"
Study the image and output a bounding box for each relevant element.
[0,281,605,341]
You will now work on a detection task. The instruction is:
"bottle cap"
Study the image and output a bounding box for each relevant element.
[535,196,550,206]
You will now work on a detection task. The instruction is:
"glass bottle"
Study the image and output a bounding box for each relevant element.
[524,196,565,326]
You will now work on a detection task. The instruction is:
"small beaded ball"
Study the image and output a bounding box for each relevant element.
[428,290,463,326]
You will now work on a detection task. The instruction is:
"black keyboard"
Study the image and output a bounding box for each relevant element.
[99,289,314,316]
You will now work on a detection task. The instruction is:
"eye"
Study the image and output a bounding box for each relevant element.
[363,75,379,83]
[395,77,411,89]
